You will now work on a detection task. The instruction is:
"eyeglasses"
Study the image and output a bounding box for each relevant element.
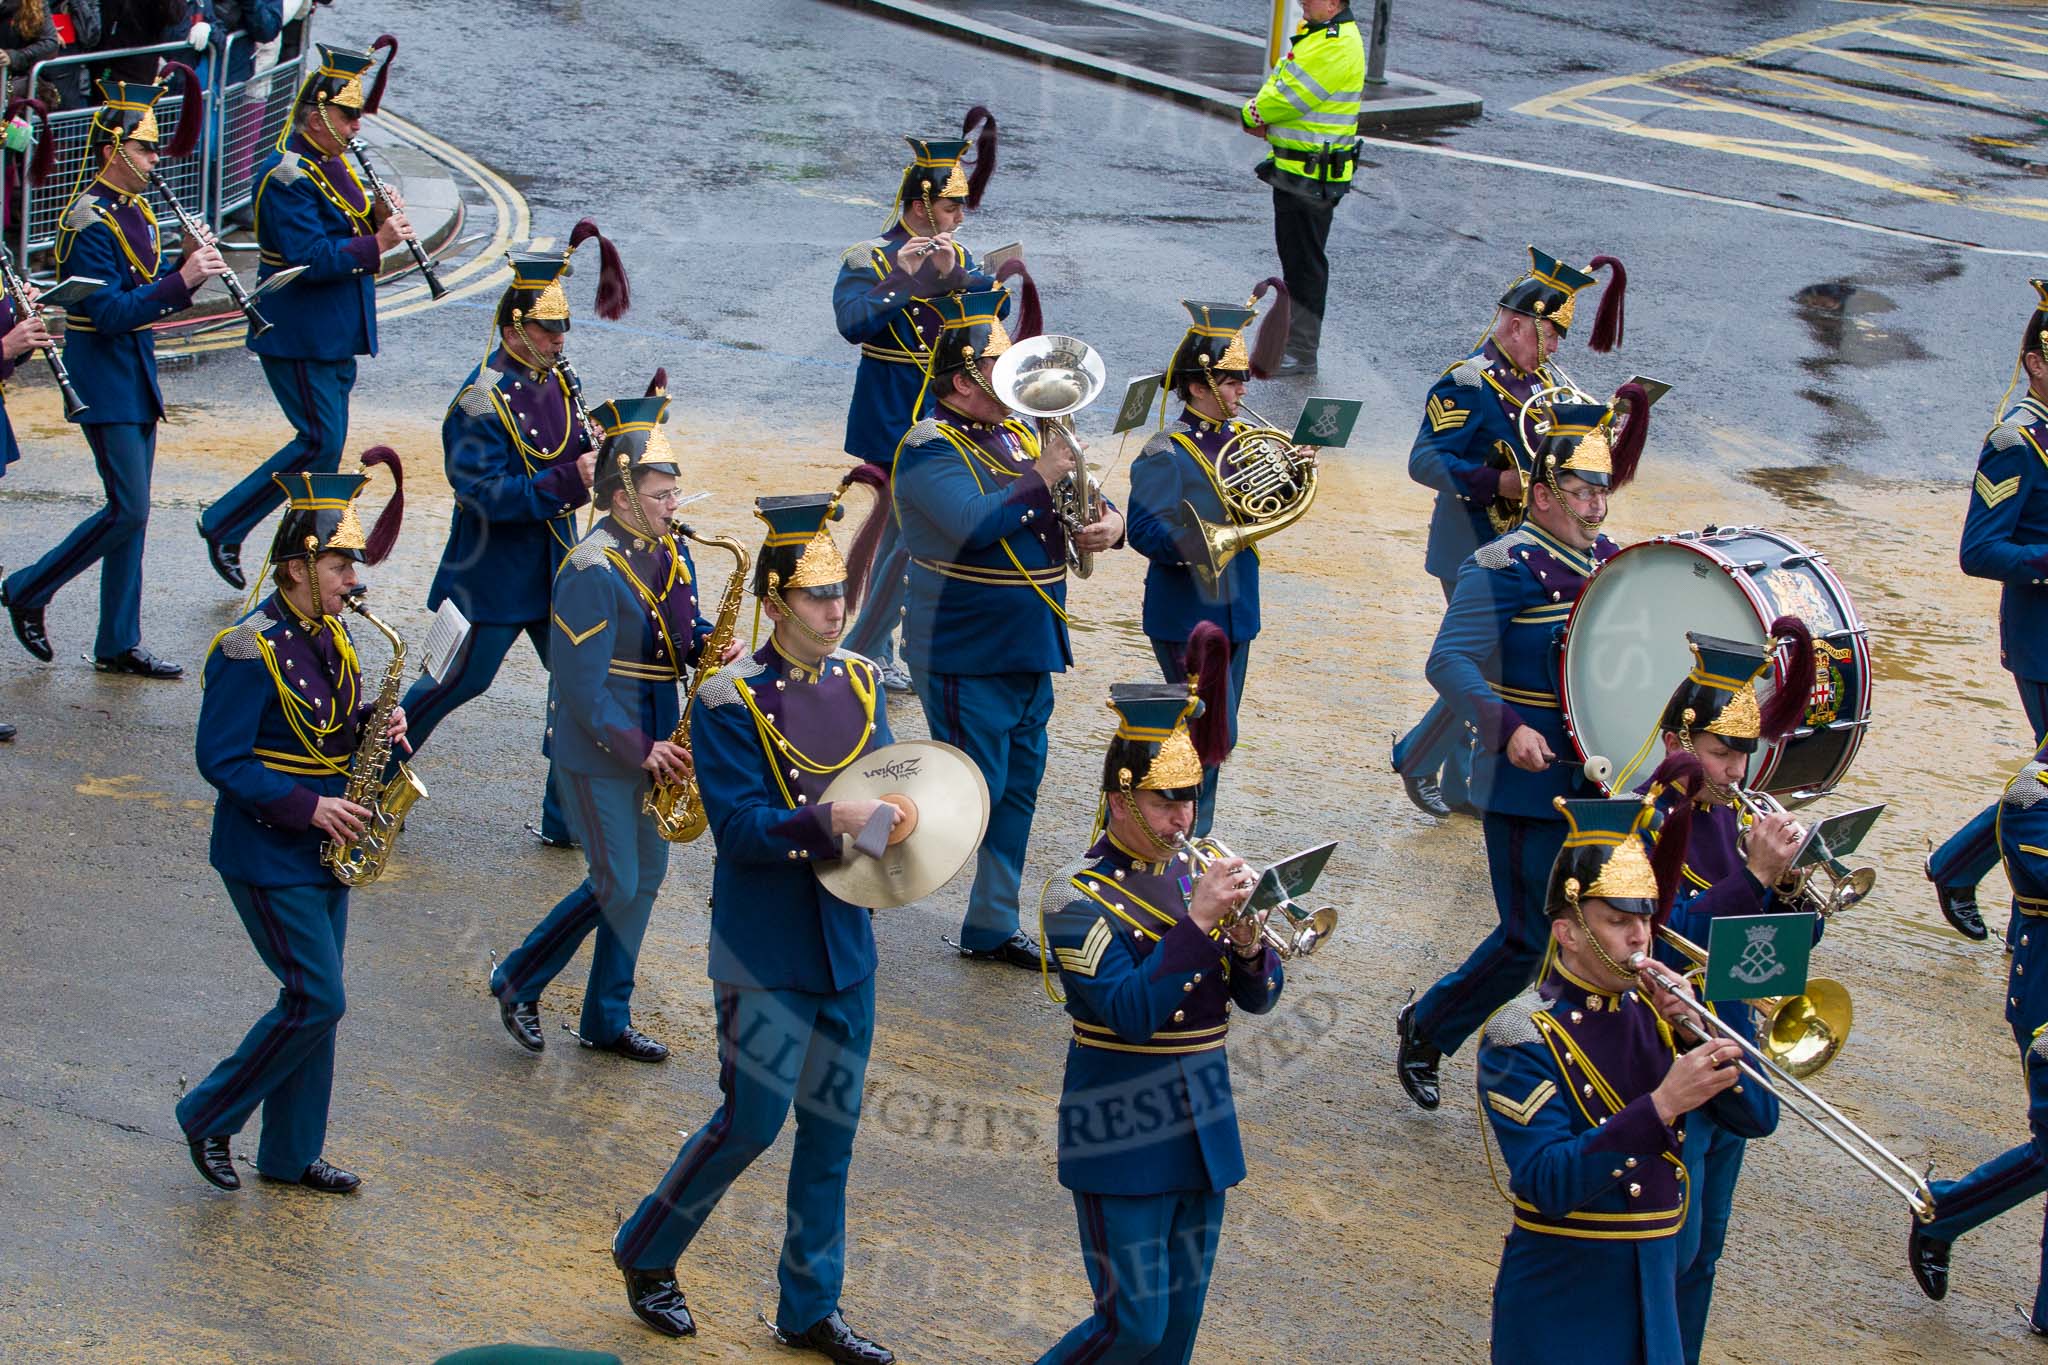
[641,488,685,505]
[1555,484,1608,507]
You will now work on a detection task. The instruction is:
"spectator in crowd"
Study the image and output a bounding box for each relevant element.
[46,0,101,110]
[0,0,64,105]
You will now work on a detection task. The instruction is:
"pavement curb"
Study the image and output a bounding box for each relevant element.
[819,0,1481,130]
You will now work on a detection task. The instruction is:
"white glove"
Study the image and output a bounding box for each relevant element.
[187,20,212,49]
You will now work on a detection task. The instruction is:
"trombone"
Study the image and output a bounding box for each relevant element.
[1171,833,1336,959]
[1629,936,1934,1222]
[1731,786,1877,919]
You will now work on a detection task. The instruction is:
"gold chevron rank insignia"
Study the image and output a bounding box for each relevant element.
[553,613,608,646]
[1426,396,1470,433]
[1486,1080,1556,1126]
[1977,471,2022,509]
[1054,917,1114,978]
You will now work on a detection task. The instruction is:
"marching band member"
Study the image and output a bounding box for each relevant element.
[1392,248,1620,819]
[196,40,415,590]
[1125,288,1287,836]
[3,72,227,679]
[1034,674,1282,1363]
[612,494,897,1363]
[1477,795,1775,1364]
[0,276,50,739]
[398,228,625,848]
[1927,279,2048,943]
[892,290,1124,968]
[835,116,1004,691]
[487,390,732,1062]
[175,456,405,1195]
[1910,737,2048,1339]
[1396,393,1649,1110]
[1644,631,1818,1364]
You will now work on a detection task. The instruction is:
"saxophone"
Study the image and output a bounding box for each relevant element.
[644,530,751,842]
[322,589,428,886]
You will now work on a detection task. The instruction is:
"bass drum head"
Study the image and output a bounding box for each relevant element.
[1561,540,1768,794]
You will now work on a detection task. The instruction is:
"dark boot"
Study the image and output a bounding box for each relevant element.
[1396,996,1443,1111]
[187,1135,240,1190]
[1909,1219,1951,1301]
[776,1310,895,1364]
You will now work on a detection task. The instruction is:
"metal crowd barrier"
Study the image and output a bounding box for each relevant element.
[13,20,316,273]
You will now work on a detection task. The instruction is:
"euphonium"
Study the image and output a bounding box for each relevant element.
[323,589,427,886]
[645,530,751,842]
[990,334,1108,578]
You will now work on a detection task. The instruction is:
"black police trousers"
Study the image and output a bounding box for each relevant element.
[1272,185,1337,361]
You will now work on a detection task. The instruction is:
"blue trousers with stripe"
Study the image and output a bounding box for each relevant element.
[912,667,1053,951]
[1390,576,1471,808]
[395,620,571,844]
[617,978,875,1334]
[174,878,349,1180]
[1150,636,1250,839]
[1930,675,2048,896]
[198,356,354,548]
[1921,1043,2048,1324]
[4,422,155,657]
[1411,811,1567,1056]
[1674,1109,1749,1365]
[489,768,667,1045]
[1035,1189,1226,1365]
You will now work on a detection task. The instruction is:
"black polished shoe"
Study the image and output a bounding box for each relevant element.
[2021,1304,2048,1337]
[776,1310,895,1364]
[1396,996,1443,1111]
[1909,1218,1951,1300]
[1401,772,1452,819]
[260,1156,360,1194]
[959,931,1042,970]
[187,1135,240,1190]
[1271,354,1317,379]
[93,647,183,679]
[614,1241,696,1337]
[498,994,543,1053]
[526,822,578,850]
[4,586,51,662]
[1927,855,1988,941]
[0,721,14,742]
[1448,799,1482,819]
[583,1025,668,1063]
[201,524,246,592]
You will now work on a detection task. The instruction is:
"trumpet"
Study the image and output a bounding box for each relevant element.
[1171,833,1336,959]
[1630,936,1934,1222]
[990,334,1106,578]
[1730,786,1876,919]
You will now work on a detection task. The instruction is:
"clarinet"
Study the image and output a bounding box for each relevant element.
[345,137,446,299]
[146,170,272,338]
[556,356,606,451]
[0,243,86,419]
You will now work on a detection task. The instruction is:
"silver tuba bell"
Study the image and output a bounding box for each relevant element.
[991,334,1108,577]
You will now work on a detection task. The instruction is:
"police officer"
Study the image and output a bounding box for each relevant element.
[835,116,1005,691]
[1395,394,1650,1110]
[1926,279,2048,943]
[3,72,226,678]
[488,391,731,1062]
[1477,796,1774,1364]
[1035,682,1283,1364]
[1392,248,1621,819]
[0,273,52,739]
[1644,633,1818,1365]
[398,225,626,848]
[175,454,406,1195]
[892,290,1124,967]
[1124,288,1287,836]
[612,494,897,1363]
[1239,0,1362,377]
[1910,739,2048,1340]
[196,41,415,590]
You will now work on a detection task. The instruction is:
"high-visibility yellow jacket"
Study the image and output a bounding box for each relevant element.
[1242,7,1365,189]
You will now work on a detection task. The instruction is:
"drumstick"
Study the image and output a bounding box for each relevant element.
[1548,753,1614,785]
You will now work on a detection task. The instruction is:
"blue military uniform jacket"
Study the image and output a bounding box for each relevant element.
[428,348,593,626]
[248,133,381,361]
[196,594,366,887]
[894,408,1084,676]
[832,226,1003,464]
[691,641,895,994]
[1043,834,1284,1196]
[1126,408,1260,644]
[1426,524,1617,819]
[0,297,19,471]
[1999,756,2048,1049]
[1960,395,2048,681]
[1478,961,1777,1365]
[54,184,195,425]
[546,517,711,778]
[1408,341,1546,583]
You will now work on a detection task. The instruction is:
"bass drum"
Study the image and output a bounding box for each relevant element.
[1559,526,1872,805]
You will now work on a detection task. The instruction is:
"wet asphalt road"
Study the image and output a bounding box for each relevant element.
[9,1,2048,1361]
